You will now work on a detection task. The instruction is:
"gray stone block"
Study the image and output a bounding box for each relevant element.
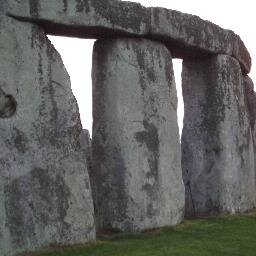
[232,34,252,75]
[149,7,251,74]
[6,0,149,38]
[244,76,256,130]
[182,55,255,217]
[244,76,256,203]
[5,0,251,74]
[0,16,95,256]
[81,129,92,172]
[91,38,184,232]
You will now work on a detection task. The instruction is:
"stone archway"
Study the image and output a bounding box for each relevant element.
[0,0,255,255]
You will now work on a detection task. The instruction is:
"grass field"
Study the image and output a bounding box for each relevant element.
[27,212,256,256]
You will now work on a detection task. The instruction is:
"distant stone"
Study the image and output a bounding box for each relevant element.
[182,55,255,217]
[91,38,184,232]
[0,16,95,256]
[149,7,251,74]
[244,76,256,129]
[6,0,148,38]
[244,76,256,195]
[81,129,92,172]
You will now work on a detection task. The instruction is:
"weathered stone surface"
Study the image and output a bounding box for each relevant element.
[149,8,251,74]
[0,0,7,14]
[6,1,251,73]
[6,0,148,38]
[232,34,252,75]
[81,129,92,172]
[91,38,184,232]
[0,16,95,256]
[244,76,256,200]
[182,55,255,217]
[244,76,256,130]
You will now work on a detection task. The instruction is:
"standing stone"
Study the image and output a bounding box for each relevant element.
[244,76,256,130]
[182,55,256,217]
[91,38,184,232]
[81,129,92,172]
[0,16,95,256]
[244,75,256,201]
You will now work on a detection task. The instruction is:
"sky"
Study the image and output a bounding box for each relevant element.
[48,0,255,135]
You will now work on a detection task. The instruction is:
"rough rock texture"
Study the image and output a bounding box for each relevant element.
[0,16,95,256]
[0,1,7,14]
[244,76,256,130]
[6,0,148,38]
[232,34,251,74]
[6,0,251,74]
[182,55,255,217]
[149,8,251,74]
[81,129,92,172]
[244,76,256,199]
[91,38,184,232]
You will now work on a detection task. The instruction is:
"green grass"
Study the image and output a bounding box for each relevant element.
[26,212,256,256]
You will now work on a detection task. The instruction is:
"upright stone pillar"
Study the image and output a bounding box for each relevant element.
[244,75,256,201]
[91,38,184,232]
[182,55,256,217]
[0,16,95,256]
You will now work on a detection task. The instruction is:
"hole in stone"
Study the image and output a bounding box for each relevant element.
[0,90,17,118]
[47,36,95,136]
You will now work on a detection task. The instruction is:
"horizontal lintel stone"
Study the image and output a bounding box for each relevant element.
[149,7,251,74]
[6,0,149,37]
[5,0,251,73]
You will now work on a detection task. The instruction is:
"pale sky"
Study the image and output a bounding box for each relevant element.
[48,0,255,135]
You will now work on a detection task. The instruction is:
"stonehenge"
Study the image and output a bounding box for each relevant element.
[182,55,255,216]
[0,0,255,255]
[91,38,184,231]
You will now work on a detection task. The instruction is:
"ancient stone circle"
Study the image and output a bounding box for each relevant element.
[0,0,255,255]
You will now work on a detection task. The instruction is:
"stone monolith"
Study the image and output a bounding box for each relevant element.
[0,16,95,256]
[244,75,256,201]
[182,55,255,217]
[91,38,184,232]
